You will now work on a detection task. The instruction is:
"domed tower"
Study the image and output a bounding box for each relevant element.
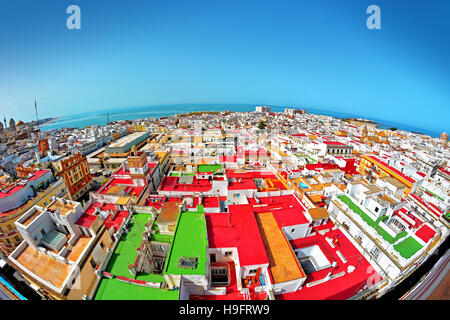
[9,118,16,131]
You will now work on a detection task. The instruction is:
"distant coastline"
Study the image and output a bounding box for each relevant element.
[342,117,377,125]
[40,117,59,126]
[39,104,440,138]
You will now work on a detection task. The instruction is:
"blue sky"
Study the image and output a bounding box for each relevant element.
[0,0,449,134]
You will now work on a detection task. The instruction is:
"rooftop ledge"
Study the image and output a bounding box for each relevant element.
[331,195,425,267]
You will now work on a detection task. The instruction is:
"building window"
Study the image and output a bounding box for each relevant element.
[375,207,379,213]
[370,246,381,261]
[100,242,104,249]
[224,251,232,257]
[248,269,257,274]
[90,258,97,269]
[391,218,406,232]
[212,267,227,275]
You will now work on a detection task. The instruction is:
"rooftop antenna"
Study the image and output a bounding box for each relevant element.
[106,113,110,125]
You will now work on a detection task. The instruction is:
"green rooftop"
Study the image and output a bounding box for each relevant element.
[164,205,207,276]
[393,236,423,259]
[296,154,316,163]
[104,213,153,279]
[94,278,179,300]
[95,212,178,300]
[197,164,222,173]
[337,195,407,244]
[421,187,444,202]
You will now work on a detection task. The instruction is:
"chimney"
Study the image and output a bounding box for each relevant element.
[132,145,138,156]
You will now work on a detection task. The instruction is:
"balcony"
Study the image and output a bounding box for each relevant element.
[0,229,19,238]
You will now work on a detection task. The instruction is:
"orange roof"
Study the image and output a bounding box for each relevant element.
[308,194,324,203]
[156,201,181,224]
[255,211,304,283]
[308,207,329,220]
[20,208,44,226]
[47,200,77,216]
[15,244,72,288]
[66,236,91,262]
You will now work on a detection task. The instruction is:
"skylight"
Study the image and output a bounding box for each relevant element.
[178,256,198,269]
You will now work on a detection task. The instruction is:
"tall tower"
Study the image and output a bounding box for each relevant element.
[127,145,150,187]
[361,126,368,142]
[34,98,39,129]
[9,118,16,131]
[441,132,448,148]
[0,121,3,143]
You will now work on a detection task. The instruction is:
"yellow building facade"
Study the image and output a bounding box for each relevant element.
[130,124,146,132]
[358,154,414,195]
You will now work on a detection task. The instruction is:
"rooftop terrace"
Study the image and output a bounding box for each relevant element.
[99,177,145,198]
[159,176,212,193]
[278,221,382,299]
[249,195,310,227]
[254,211,305,284]
[94,278,179,300]
[337,194,423,259]
[47,200,77,216]
[66,236,91,262]
[164,206,207,276]
[20,208,44,227]
[337,195,407,244]
[393,237,423,259]
[206,204,269,266]
[104,212,153,279]
[15,244,72,288]
[197,164,222,173]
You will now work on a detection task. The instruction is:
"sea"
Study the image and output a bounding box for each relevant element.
[40,103,440,138]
